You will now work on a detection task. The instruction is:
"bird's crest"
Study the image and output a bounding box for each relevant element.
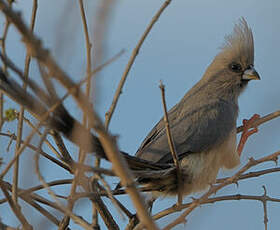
[220,18,254,65]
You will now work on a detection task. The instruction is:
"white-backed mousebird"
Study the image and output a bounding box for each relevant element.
[0,18,260,196]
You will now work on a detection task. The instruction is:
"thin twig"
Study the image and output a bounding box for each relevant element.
[159,81,182,205]
[0,84,77,179]
[67,1,97,229]
[133,150,280,229]
[237,110,280,133]
[0,180,33,230]
[216,167,280,184]
[34,129,93,230]
[78,0,101,225]
[13,49,33,202]
[0,179,72,205]
[62,157,87,229]
[0,221,17,230]
[162,150,280,230]
[0,121,44,179]
[21,115,63,159]
[95,174,126,220]
[0,5,158,227]
[1,180,64,225]
[0,2,125,229]
[21,196,60,226]
[1,131,116,177]
[0,0,12,130]
[88,1,118,226]
[95,128,159,230]
[262,186,268,230]
[79,0,92,100]
[0,131,72,172]
[50,130,73,165]
[86,183,120,230]
[93,179,134,220]
[150,193,280,223]
[105,0,173,129]
[13,0,38,203]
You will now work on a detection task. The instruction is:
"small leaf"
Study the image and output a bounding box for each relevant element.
[4,108,17,122]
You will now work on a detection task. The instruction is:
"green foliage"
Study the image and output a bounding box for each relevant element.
[4,108,17,122]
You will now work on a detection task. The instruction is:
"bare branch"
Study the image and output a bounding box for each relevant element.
[216,167,280,184]
[0,0,12,130]
[151,192,280,223]
[0,180,33,230]
[237,110,280,133]
[13,0,38,203]
[162,150,280,230]
[0,221,17,230]
[105,0,173,129]
[262,186,268,230]
[159,81,182,205]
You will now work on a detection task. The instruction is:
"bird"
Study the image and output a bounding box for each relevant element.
[134,18,260,196]
[0,18,260,197]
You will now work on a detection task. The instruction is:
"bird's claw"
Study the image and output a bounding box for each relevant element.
[237,114,260,156]
[242,113,260,128]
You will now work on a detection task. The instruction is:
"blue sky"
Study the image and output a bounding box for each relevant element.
[0,0,280,229]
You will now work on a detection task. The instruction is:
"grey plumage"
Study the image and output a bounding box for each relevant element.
[0,18,260,197]
[135,18,260,195]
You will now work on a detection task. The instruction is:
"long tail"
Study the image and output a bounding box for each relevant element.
[0,70,169,170]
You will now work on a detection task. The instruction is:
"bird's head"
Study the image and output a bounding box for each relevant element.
[202,18,260,99]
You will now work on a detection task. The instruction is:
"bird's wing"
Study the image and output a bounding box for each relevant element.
[136,102,181,160]
[137,103,180,149]
[136,99,238,164]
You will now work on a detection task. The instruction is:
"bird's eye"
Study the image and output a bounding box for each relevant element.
[229,62,242,73]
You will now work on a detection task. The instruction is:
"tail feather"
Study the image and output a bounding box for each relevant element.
[0,69,170,171]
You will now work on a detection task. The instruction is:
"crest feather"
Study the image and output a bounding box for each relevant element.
[221,18,254,64]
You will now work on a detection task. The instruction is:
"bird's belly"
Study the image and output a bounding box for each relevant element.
[140,129,240,196]
[180,129,240,195]
[180,151,222,195]
[145,151,227,197]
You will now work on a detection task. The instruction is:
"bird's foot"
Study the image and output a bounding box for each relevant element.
[237,114,260,156]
